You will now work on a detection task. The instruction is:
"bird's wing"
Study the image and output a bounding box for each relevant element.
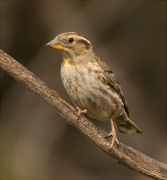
[94,56,130,117]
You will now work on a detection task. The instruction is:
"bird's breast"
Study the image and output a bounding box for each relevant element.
[60,61,123,120]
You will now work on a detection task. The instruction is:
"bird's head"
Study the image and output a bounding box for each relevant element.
[46,32,93,62]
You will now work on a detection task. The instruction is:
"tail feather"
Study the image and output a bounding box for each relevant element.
[114,110,142,134]
[115,118,142,134]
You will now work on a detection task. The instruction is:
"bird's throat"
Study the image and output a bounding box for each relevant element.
[64,59,70,66]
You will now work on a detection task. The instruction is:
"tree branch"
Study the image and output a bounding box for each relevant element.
[0,49,167,180]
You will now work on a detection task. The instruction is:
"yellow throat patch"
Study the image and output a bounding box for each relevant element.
[64,59,70,66]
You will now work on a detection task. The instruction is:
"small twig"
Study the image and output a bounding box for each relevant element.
[0,49,167,180]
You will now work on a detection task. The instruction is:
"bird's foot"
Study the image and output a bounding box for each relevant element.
[76,107,87,117]
[105,129,119,149]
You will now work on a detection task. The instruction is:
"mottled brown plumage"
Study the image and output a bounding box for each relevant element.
[46,32,142,148]
[94,55,130,117]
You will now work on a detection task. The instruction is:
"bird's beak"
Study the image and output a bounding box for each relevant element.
[46,38,64,50]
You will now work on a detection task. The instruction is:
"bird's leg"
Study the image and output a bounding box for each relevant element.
[105,119,119,148]
[76,107,87,117]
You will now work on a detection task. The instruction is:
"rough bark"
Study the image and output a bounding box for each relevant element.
[0,49,167,180]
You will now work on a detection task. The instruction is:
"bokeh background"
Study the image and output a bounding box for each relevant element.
[1,1,166,180]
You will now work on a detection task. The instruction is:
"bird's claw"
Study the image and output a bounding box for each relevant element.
[105,119,119,149]
[76,107,87,117]
[105,130,119,149]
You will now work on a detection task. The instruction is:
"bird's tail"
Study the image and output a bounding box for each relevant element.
[114,110,142,134]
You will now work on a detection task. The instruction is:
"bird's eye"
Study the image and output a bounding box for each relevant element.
[68,38,74,43]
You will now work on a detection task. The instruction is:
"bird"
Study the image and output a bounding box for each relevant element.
[46,32,142,148]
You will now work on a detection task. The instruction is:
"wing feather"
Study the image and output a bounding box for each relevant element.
[94,56,130,117]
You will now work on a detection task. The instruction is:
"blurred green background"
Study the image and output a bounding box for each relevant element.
[1,1,166,180]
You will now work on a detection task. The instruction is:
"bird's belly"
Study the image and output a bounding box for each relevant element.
[61,63,123,120]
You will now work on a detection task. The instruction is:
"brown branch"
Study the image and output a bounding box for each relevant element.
[0,49,167,180]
